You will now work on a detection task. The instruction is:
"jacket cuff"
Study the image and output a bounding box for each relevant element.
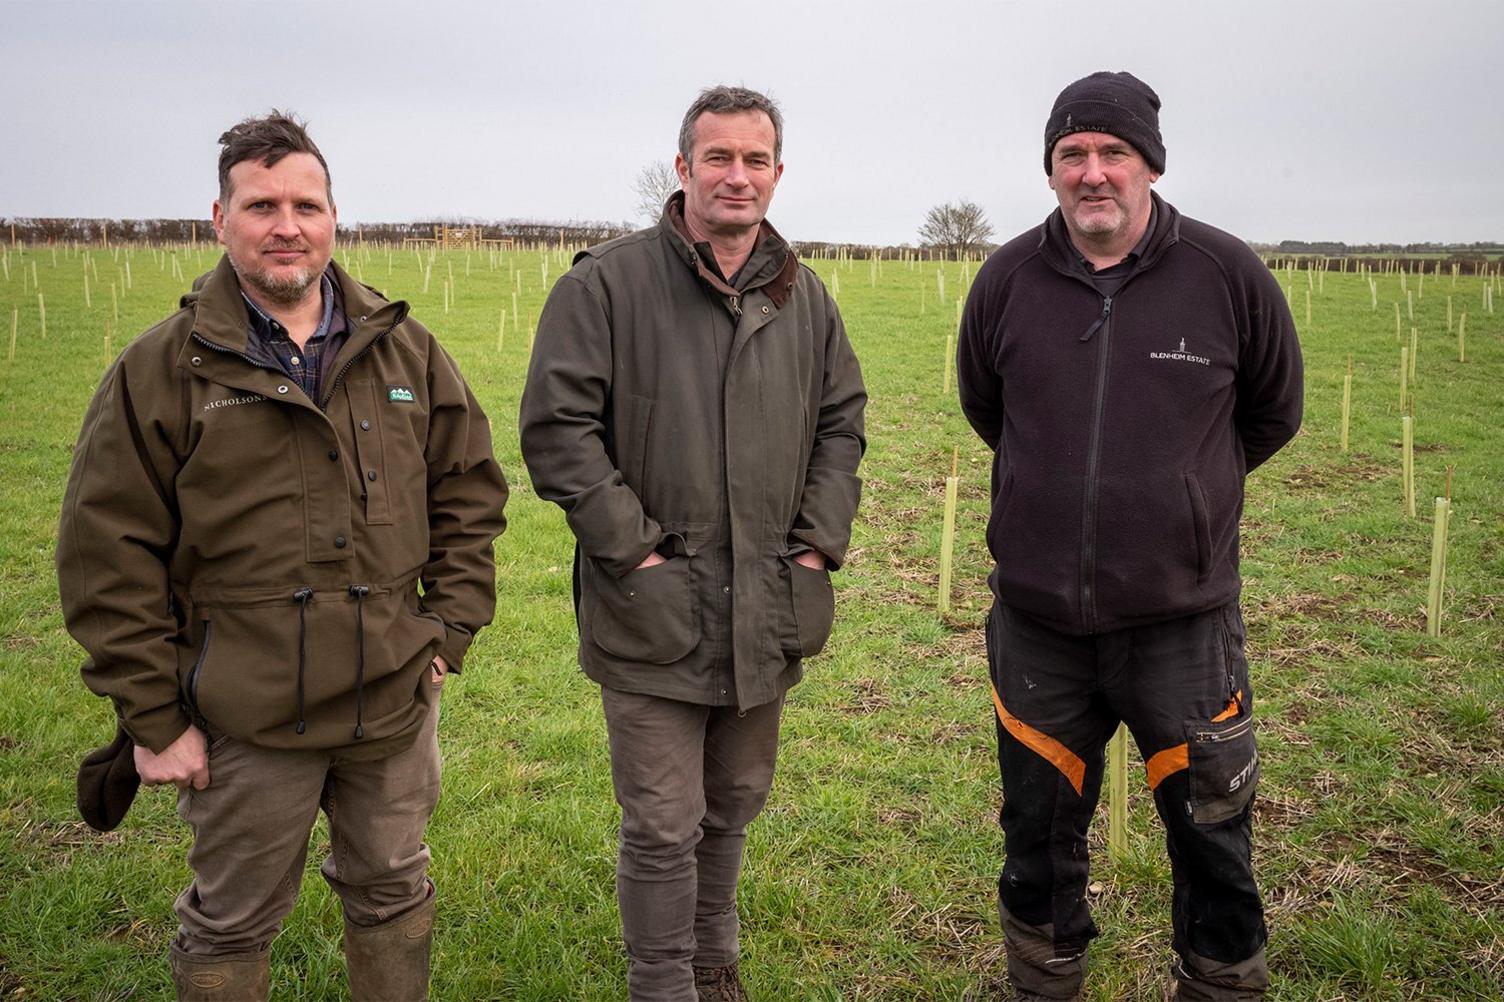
[788,529,844,570]
[435,631,473,675]
[122,702,193,755]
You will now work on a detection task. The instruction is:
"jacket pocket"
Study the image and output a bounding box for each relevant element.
[779,554,836,658]
[188,581,440,745]
[1185,713,1258,825]
[588,553,700,665]
[1184,472,1212,583]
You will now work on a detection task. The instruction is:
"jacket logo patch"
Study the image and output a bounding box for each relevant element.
[1149,337,1210,366]
[202,393,267,412]
[388,385,415,403]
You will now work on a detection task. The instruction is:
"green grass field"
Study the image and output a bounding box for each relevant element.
[1,239,1500,1000]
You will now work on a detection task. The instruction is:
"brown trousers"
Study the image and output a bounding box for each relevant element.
[601,686,785,1002]
[173,691,442,955]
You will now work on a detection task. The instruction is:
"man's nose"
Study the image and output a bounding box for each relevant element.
[724,158,750,186]
[270,207,301,236]
[1082,155,1108,186]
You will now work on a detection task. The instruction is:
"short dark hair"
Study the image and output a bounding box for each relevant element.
[678,85,783,165]
[217,110,332,204]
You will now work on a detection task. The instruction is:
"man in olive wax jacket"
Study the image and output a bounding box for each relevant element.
[57,111,507,1001]
[520,85,866,1001]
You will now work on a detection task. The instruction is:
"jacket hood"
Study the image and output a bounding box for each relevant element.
[182,255,407,354]
[658,191,800,309]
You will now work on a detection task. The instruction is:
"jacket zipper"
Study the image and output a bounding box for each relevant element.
[188,620,213,714]
[1079,295,1113,632]
[728,294,742,318]
[191,332,286,377]
[320,316,402,409]
[192,313,403,412]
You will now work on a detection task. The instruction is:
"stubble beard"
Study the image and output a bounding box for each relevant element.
[230,253,322,308]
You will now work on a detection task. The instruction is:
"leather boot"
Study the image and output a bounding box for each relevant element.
[693,961,748,1001]
[344,894,435,1002]
[169,944,269,1001]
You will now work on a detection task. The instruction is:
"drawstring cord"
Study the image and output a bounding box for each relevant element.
[292,587,314,734]
[349,585,370,738]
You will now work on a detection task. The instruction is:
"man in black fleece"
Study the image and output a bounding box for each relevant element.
[956,72,1302,1000]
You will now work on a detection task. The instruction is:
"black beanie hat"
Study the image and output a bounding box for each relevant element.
[1044,71,1165,175]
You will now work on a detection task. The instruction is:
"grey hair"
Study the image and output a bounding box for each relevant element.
[677,85,784,165]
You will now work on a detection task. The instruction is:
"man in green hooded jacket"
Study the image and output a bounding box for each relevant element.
[521,85,866,1001]
[58,111,507,1001]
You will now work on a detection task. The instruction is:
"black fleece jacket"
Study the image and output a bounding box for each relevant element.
[957,194,1303,635]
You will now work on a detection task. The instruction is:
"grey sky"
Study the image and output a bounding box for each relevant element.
[4,0,1501,246]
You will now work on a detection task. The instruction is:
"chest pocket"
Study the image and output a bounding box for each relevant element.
[346,381,394,525]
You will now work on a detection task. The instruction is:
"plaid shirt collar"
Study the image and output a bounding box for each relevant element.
[241,269,345,399]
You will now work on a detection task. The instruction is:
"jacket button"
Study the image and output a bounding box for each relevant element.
[723,585,731,593]
[360,419,371,431]
[328,449,339,461]
[760,306,769,314]
[277,385,289,394]
[367,470,378,482]
[334,535,347,548]
[190,356,202,366]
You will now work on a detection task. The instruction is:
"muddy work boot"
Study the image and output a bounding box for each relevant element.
[693,961,749,1001]
[344,895,435,1002]
[169,945,270,1001]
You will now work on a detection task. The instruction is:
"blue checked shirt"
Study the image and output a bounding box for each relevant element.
[241,270,346,400]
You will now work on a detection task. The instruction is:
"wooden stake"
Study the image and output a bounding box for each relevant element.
[497,310,506,352]
[1393,302,1401,341]
[1425,495,1451,637]
[1458,311,1466,362]
[1402,413,1415,518]
[1304,289,1312,329]
[1409,327,1418,383]
[1398,346,1408,412]
[943,333,954,396]
[937,466,959,615]
[37,293,45,339]
[1108,724,1128,861]
[111,283,119,324]
[1340,356,1352,453]
[7,307,16,361]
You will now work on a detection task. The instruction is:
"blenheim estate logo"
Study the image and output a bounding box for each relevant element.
[202,393,266,412]
[1149,337,1211,366]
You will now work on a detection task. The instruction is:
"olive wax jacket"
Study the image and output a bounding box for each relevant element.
[519,196,867,708]
[58,256,508,756]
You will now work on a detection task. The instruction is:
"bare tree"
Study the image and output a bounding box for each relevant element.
[633,161,681,224]
[918,200,995,259]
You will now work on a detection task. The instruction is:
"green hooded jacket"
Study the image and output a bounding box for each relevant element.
[519,196,867,708]
[58,256,507,756]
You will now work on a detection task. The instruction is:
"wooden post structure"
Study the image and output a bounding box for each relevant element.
[1108,724,1128,860]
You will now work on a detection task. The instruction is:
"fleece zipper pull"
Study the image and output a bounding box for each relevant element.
[1080,296,1113,342]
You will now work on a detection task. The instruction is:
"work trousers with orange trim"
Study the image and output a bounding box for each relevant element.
[987,601,1267,1000]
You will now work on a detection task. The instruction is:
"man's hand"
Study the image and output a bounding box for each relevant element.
[431,654,450,685]
[134,725,209,791]
[793,549,827,571]
[634,550,668,570]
